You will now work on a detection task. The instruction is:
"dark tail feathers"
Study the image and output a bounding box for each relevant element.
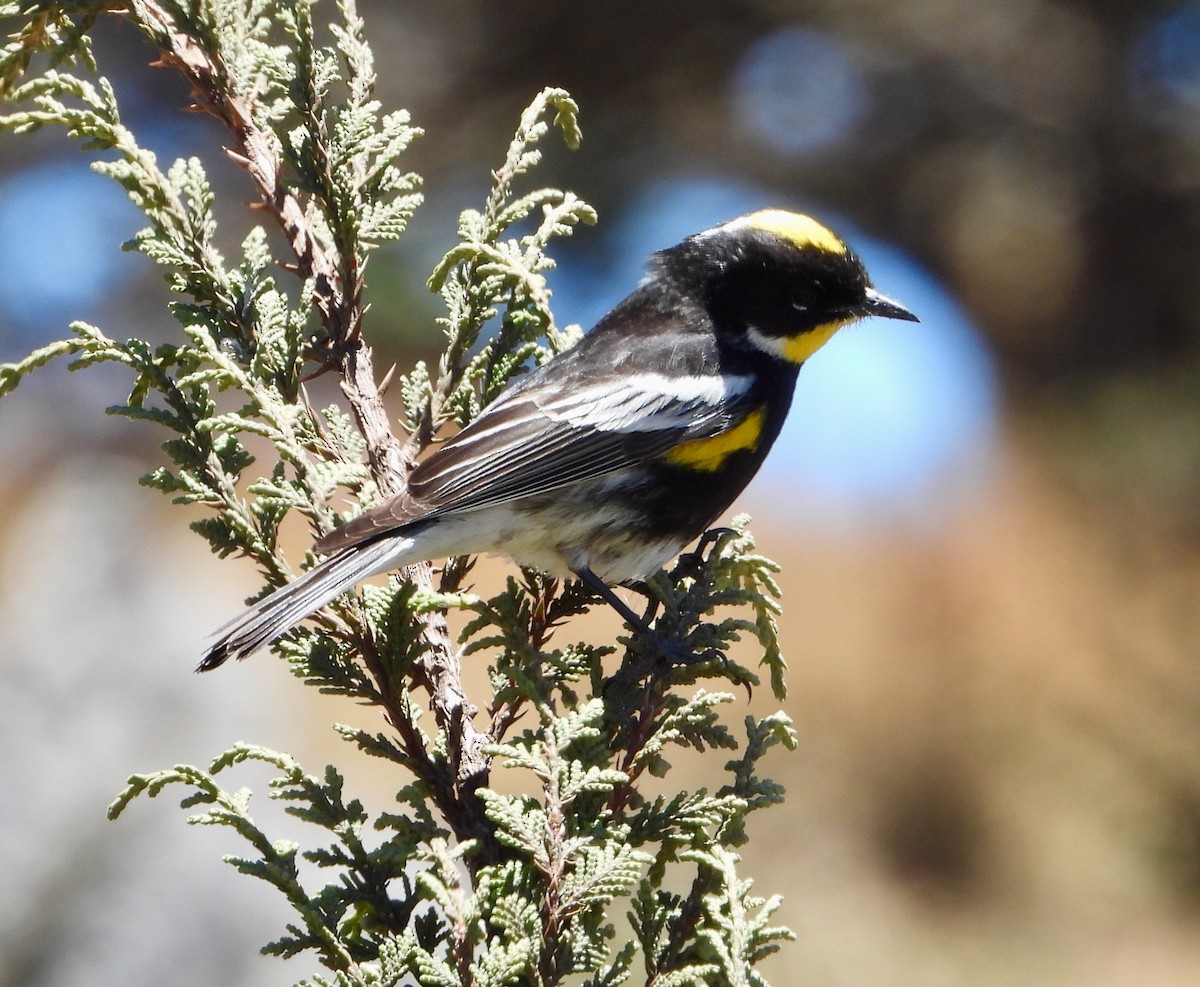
[197,539,398,671]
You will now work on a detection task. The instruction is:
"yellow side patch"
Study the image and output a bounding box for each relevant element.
[665,407,767,472]
[743,209,847,256]
[774,317,851,364]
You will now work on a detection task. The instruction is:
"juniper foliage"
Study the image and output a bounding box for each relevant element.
[1,3,797,984]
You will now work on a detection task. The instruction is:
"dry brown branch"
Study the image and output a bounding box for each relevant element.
[127,0,492,833]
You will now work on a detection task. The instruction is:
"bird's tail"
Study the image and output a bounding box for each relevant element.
[197,538,403,672]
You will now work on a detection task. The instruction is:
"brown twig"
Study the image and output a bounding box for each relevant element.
[126,0,492,839]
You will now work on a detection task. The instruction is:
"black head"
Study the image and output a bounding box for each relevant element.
[657,209,918,363]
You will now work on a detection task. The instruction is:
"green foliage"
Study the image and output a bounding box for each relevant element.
[3,3,798,985]
[412,85,593,439]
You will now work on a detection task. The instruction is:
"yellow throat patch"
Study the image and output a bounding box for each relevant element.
[753,317,853,364]
[740,209,847,256]
[665,407,767,472]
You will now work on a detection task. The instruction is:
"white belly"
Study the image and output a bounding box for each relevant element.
[371,482,687,584]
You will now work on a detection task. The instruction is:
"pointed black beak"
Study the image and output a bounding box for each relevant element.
[860,287,919,323]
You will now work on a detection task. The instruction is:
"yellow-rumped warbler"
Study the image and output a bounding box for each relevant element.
[199,209,917,670]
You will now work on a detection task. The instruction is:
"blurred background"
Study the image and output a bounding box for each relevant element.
[4,1,1200,984]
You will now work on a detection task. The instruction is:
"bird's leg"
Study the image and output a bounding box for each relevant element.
[617,578,662,625]
[672,526,737,578]
[574,566,706,668]
[574,566,660,639]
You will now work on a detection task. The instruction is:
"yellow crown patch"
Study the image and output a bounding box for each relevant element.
[738,209,847,256]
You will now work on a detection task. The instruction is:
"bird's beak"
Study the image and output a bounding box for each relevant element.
[860,287,919,323]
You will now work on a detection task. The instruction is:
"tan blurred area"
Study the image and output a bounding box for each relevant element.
[4,1,1200,985]
[746,438,1200,985]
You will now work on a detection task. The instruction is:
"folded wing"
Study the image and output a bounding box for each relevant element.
[315,366,758,555]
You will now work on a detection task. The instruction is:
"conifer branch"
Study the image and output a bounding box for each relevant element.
[0,5,797,983]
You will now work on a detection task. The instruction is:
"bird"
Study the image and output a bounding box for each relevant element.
[198,209,917,671]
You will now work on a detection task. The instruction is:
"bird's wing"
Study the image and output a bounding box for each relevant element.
[313,365,759,555]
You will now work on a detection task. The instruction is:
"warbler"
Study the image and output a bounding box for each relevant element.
[199,209,917,671]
